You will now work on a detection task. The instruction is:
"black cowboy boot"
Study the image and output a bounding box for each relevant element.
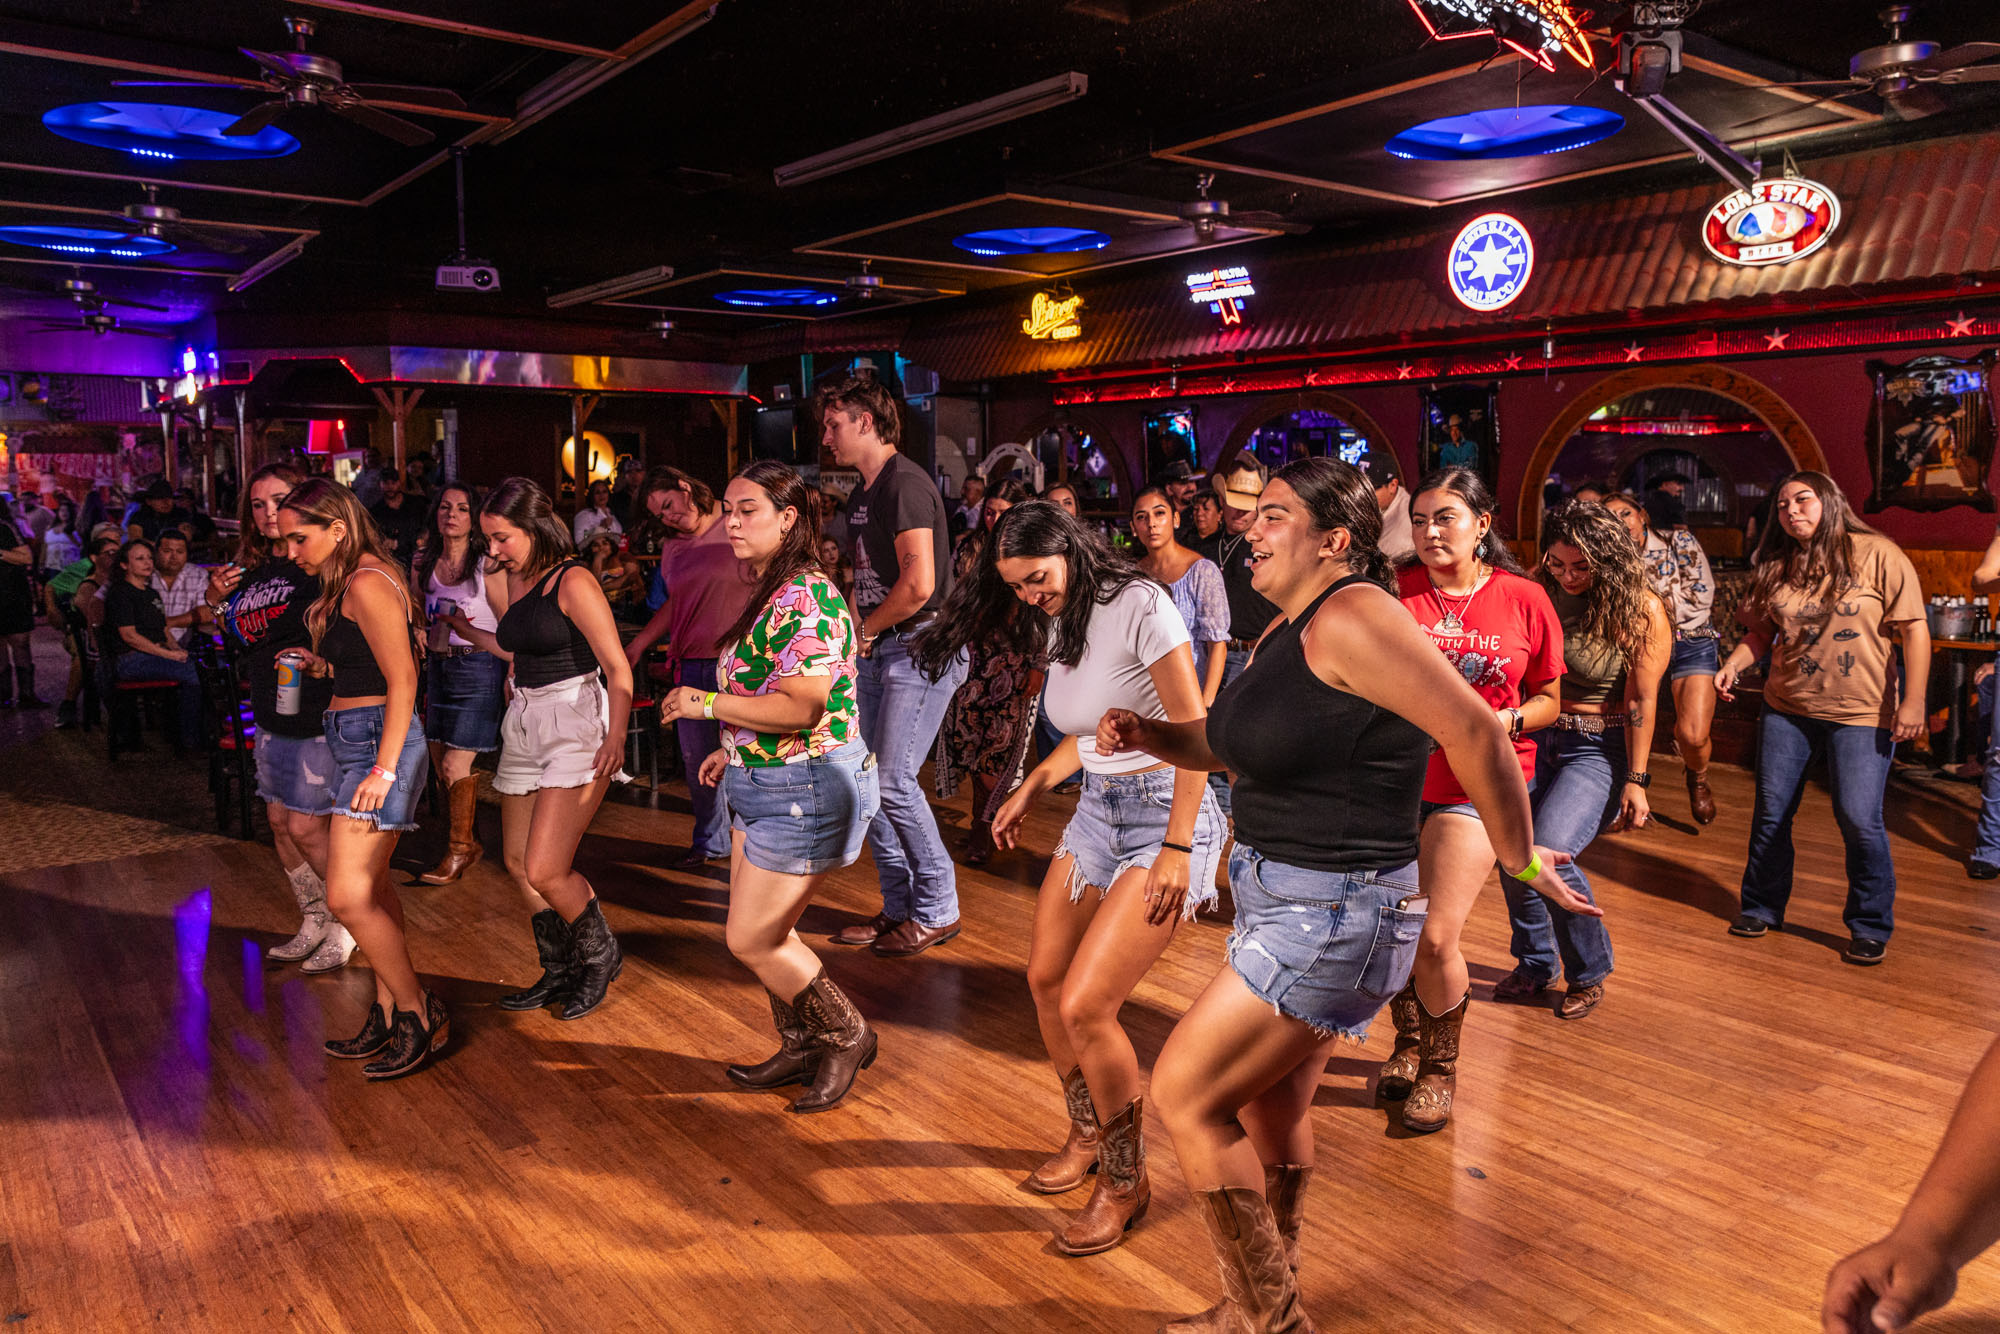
[497,910,573,1010]
[559,899,623,1021]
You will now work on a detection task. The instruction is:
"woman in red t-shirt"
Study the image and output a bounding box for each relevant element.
[1382,467,1581,1133]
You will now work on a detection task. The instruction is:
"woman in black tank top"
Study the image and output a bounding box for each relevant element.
[474,478,635,1022]
[278,479,445,1081]
[1096,459,1577,1330]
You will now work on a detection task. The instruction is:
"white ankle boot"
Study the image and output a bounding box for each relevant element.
[269,863,330,962]
[300,921,356,974]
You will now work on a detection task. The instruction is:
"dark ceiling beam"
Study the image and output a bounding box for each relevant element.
[284,0,621,59]
[0,159,363,208]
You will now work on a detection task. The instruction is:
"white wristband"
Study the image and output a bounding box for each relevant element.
[369,764,397,783]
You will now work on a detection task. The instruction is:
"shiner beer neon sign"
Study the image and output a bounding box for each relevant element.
[1022,289,1085,340]
[1702,175,1842,267]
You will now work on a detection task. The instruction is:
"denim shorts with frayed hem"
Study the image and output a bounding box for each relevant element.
[724,740,879,877]
[255,730,337,817]
[1053,765,1226,919]
[1668,633,1720,682]
[1225,843,1427,1043]
[324,705,430,833]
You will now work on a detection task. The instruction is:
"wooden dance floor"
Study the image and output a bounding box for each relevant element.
[6,756,2000,1332]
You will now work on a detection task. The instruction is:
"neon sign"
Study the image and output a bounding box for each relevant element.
[1702,176,1841,267]
[1186,265,1254,325]
[1022,289,1085,340]
[1446,213,1535,312]
[1404,0,1595,72]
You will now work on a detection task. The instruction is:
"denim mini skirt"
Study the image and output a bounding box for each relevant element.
[722,740,879,876]
[324,705,430,833]
[426,650,507,752]
[1226,842,1428,1042]
[1053,765,1226,919]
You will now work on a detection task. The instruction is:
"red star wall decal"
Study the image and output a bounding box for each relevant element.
[1623,341,1644,362]
[1504,352,1523,370]
[1396,362,1415,379]
[1948,311,1978,337]
[1764,328,1789,350]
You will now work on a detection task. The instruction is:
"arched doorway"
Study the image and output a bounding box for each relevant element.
[1218,391,1402,487]
[1017,407,1133,513]
[1519,364,1828,547]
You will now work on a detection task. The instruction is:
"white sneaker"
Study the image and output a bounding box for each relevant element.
[300,922,357,974]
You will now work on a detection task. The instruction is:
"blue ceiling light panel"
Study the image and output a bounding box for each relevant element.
[43,102,301,162]
[1386,105,1623,161]
[952,226,1112,257]
[713,288,842,308]
[0,226,176,259]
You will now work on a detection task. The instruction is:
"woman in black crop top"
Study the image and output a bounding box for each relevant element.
[277,478,444,1081]
[1096,459,1580,1331]
[468,478,634,1022]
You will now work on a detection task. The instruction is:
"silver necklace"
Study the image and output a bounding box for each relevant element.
[1427,563,1488,634]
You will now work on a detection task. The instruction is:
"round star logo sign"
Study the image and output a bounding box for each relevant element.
[1447,212,1535,312]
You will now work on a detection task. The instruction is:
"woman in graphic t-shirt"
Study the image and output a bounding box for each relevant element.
[206,461,351,971]
[662,460,881,1115]
[1718,471,1928,966]
[913,500,1225,1258]
[1381,468,1581,1134]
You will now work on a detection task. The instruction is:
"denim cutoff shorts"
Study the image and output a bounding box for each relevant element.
[1226,843,1429,1042]
[1420,799,1479,822]
[1053,765,1226,918]
[324,705,430,833]
[426,650,507,752]
[722,740,879,876]
[1668,633,1720,682]
[254,730,337,817]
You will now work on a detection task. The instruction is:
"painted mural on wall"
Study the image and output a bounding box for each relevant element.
[1420,382,1498,487]
[1865,351,1998,513]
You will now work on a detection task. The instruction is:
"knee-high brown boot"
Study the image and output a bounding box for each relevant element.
[418,777,483,884]
[1400,992,1469,1134]
[1375,981,1422,1101]
[1054,1096,1150,1256]
[1161,1188,1316,1334]
[1162,1163,1312,1331]
[1023,1065,1100,1194]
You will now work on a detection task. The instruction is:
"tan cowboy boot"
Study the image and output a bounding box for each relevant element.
[1400,993,1469,1134]
[1023,1066,1100,1194]
[1161,1187,1317,1334]
[1054,1096,1150,1256]
[1162,1163,1312,1330]
[1375,981,1422,1101]
[418,776,484,884]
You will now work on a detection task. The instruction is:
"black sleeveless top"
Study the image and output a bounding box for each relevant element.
[320,567,414,699]
[1206,575,1432,873]
[496,561,599,689]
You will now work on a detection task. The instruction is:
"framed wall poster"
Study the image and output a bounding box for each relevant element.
[1420,382,1499,486]
[1865,351,1998,513]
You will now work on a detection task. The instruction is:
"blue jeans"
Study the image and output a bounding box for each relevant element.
[677,658,731,856]
[857,632,967,927]
[1209,647,1252,815]
[115,650,202,747]
[1740,707,1897,941]
[1979,655,2000,866]
[1501,727,1619,987]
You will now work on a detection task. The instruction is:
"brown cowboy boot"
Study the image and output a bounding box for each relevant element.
[1687,767,1717,826]
[418,776,484,884]
[727,989,819,1090]
[1375,981,1422,1101]
[1054,1096,1150,1256]
[1162,1163,1312,1331]
[1023,1066,1100,1194]
[790,970,878,1113]
[1163,1187,1316,1334]
[1400,992,1469,1135]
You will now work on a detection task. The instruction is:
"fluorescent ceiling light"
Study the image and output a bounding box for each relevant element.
[228,234,313,292]
[775,72,1088,188]
[547,264,676,309]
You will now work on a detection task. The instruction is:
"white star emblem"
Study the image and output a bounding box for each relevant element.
[1948,311,1977,337]
[1623,342,1644,362]
[1764,328,1789,350]
[1457,236,1522,289]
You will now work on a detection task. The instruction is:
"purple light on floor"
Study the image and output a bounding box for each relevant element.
[174,887,212,1071]
[241,937,267,1014]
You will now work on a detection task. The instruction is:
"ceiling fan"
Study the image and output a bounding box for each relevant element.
[99,185,254,255]
[841,259,955,302]
[1731,5,2000,135]
[58,274,168,315]
[33,310,172,339]
[111,15,466,146]
[1129,174,1304,244]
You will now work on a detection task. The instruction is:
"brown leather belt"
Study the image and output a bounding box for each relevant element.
[1554,712,1626,734]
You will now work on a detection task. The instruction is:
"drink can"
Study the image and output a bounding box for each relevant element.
[275,649,308,716]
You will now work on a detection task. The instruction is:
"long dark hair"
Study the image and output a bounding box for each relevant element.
[278,477,415,652]
[417,481,488,592]
[479,477,574,583]
[1537,498,1653,659]
[719,460,825,649]
[1272,457,1393,589]
[234,460,309,569]
[1748,470,1882,611]
[912,498,1149,676]
[1408,466,1525,574]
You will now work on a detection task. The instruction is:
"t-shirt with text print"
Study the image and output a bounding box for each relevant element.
[718,569,859,767]
[1397,564,1565,806]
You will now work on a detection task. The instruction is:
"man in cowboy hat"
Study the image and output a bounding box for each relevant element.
[1196,452,1279,814]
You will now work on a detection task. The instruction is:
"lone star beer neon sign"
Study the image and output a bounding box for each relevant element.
[1404,0,1595,72]
[1186,265,1255,326]
[1022,289,1085,340]
[1702,176,1841,267]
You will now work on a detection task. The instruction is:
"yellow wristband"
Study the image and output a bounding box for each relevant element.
[1509,852,1543,883]
[701,690,718,720]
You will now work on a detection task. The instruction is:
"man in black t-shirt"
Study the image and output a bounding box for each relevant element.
[123,479,195,545]
[818,373,965,958]
[368,467,427,561]
[1196,453,1279,815]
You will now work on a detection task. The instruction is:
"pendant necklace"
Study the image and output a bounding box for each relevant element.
[1429,563,1488,634]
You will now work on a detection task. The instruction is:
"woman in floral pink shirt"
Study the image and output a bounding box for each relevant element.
[661,460,880,1114]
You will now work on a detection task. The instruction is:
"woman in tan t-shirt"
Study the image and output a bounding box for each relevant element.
[1716,471,1929,966]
